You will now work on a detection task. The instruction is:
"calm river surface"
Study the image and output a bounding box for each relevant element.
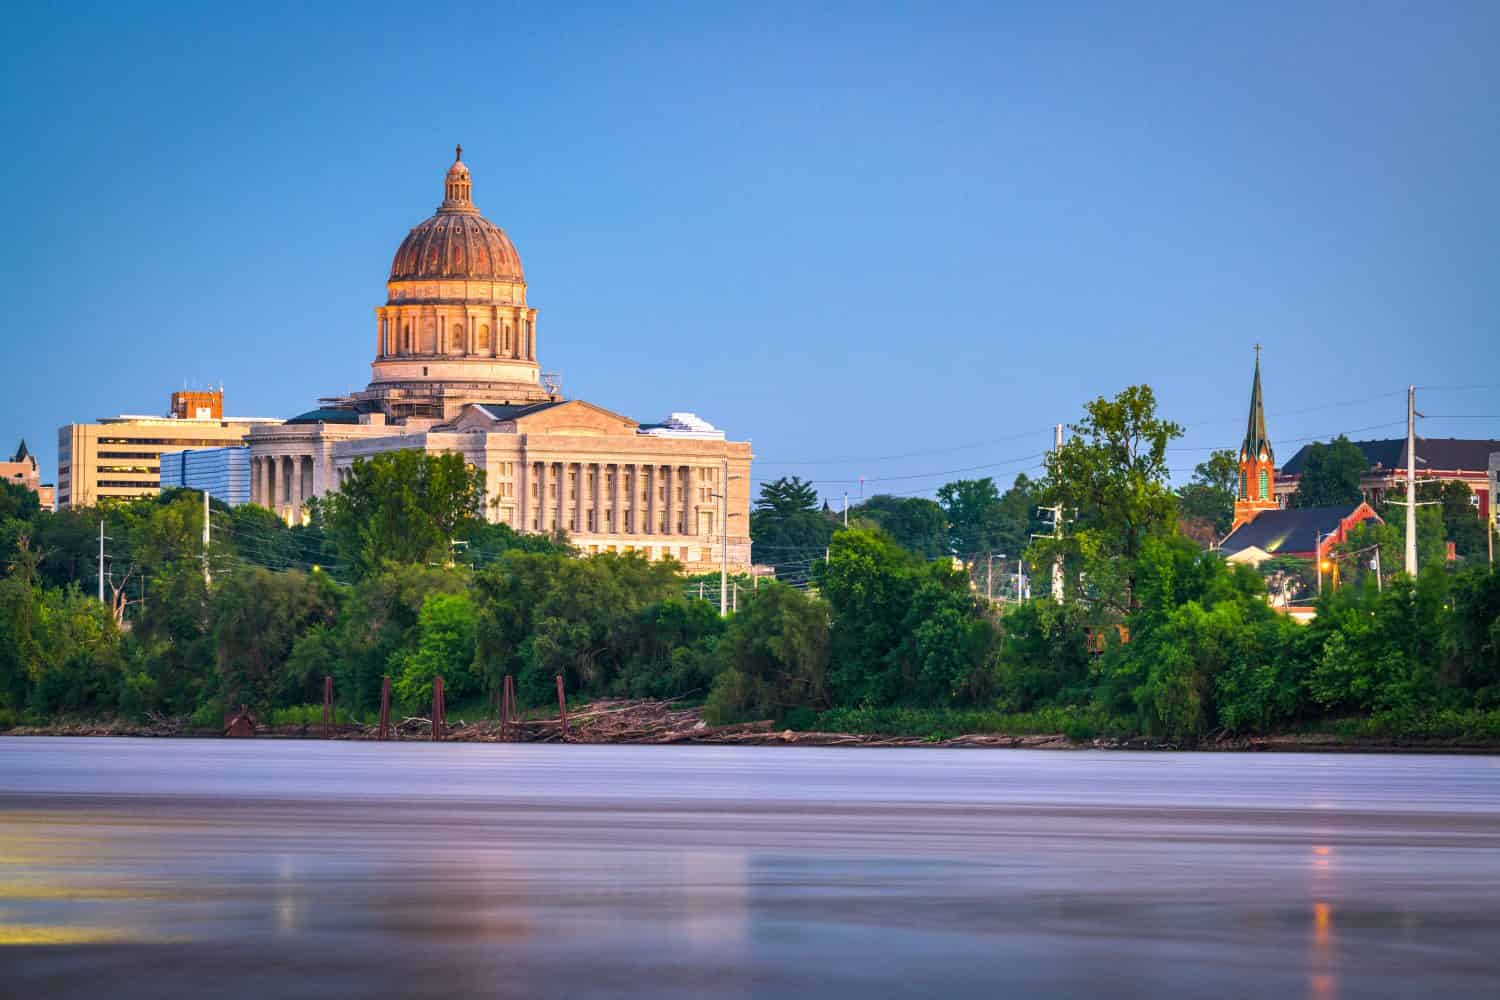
[1,739,1498,998]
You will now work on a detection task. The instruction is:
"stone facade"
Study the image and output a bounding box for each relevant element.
[246,150,754,571]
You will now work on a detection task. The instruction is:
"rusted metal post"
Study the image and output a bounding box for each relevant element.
[498,676,509,740]
[555,674,568,742]
[378,675,391,741]
[432,675,445,742]
[322,675,333,738]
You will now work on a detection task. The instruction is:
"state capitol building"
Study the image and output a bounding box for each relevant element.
[62,149,753,573]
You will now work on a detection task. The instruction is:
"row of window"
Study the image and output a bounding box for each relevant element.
[96,438,236,447]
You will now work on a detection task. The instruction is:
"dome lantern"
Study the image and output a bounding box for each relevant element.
[442,143,473,211]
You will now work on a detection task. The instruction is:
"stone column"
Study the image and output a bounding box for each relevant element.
[607,464,617,534]
[624,465,634,535]
[643,465,654,535]
[662,465,672,536]
[545,462,557,533]
[591,462,601,535]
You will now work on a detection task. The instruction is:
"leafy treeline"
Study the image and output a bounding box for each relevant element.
[2,386,1498,742]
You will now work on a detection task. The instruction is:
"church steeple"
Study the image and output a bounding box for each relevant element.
[1232,346,1279,529]
[1241,344,1273,466]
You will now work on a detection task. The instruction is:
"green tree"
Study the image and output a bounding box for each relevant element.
[211,567,342,711]
[704,584,830,724]
[394,591,480,706]
[1035,385,1183,612]
[1418,480,1487,560]
[852,495,948,559]
[1446,565,1500,699]
[814,528,997,706]
[330,564,469,716]
[936,478,1002,561]
[750,477,833,579]
[993,473,1045,560]
[1176,449,1238,537]
[321,451,487,578]
[1291,436,1366,508]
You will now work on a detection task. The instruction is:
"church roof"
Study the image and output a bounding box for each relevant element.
[1241,352,1273,463]
[1220,504,1372,557]
[1281,437,1500,476]
[10,439,27,463]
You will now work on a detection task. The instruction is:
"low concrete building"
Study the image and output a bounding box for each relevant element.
[159,446,253,507]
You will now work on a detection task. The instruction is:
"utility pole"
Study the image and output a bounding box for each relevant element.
[720,457,729,616]
[986,553,994,604]
[1316,530,1323,597]
[1406,385,1418,576]
[1050,424,1064,602]
[843,491,849,528]
[202,489,212,588]
[98,519,105,603]
[1372,546,1383,593]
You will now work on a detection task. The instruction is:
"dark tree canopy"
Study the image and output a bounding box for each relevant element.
[750,476,832,579]
[1291,436,1367,509]
[1177,449,1238,537]
[1035,384,1183,611]
[852,495,948,559]
[319,451,487,578]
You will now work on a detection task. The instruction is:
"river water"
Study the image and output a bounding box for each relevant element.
[1,738,1497,998]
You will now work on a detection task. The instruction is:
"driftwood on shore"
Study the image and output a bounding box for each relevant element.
[6,699,1496,752]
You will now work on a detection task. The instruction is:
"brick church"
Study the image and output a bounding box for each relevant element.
[1219,351,1379,564]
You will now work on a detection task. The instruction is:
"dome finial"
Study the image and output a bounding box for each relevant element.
[455,143,463,162]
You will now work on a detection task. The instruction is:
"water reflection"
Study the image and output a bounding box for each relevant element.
[1,739,1497,998]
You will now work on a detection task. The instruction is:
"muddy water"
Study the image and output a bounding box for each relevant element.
[1,738,1497,997]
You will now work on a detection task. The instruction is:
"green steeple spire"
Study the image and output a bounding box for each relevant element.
[1241,345,1273,464]
[11,439,27,463]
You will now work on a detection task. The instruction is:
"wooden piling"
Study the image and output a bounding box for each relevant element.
[556,674,568,742]
[322,675,333,739]
[378,675,391,741]
[432,675,446,742]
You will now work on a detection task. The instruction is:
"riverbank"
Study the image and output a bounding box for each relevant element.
[6,699,1499,752]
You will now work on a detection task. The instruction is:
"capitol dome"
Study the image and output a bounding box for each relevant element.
[388,145,524,283]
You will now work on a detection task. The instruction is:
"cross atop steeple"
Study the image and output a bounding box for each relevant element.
[455,143,463,162]
[1254,341,1262,362]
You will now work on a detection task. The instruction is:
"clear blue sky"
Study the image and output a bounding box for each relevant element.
[4,1,1496,503]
